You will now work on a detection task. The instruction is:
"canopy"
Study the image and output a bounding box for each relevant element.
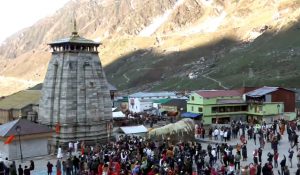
[181,112,202,118]
[120,125,148,134]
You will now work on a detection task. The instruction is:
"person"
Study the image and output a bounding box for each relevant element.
[249,163,256,175]
[283,165,290,175]
[29,160,34,171]
[258,147,263,163]
[57,146,63,159]
[56,159,61,175]
[47,161,53,175]
[296,165,300,175]
[274,150,279,168]
[234,152,241,170]
[10,161,16,175]
[23,166,30,175]
[253,149,258,164]
[288,148,294,168]
[0,160,4,175]
[3,157,10,175]
[280,155,286,175]
[256,163,261,175]
[18,165,23,175]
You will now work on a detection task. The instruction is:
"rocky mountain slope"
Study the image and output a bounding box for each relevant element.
[0,0,299,96]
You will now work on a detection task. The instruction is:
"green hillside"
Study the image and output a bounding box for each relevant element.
[104,22,300,92]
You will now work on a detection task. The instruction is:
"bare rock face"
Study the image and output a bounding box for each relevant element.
[0,0,300,95]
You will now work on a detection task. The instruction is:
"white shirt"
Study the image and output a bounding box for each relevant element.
[69,142,73,149]
[211,150,216,157]
[224,131,228,137]
[220,130,224,136]
[214,129,219,136]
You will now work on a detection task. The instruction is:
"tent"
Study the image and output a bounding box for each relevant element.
[148,118,195,142]
[119,125,148,137]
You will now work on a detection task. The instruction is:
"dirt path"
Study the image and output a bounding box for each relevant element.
[202,74,228,89]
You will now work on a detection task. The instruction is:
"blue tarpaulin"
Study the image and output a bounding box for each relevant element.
[181,112,202,118]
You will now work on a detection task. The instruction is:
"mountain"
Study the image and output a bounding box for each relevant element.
[0,0,299,96]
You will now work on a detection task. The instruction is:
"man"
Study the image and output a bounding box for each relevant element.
[288,148,294,168]
[23,166,30,175]
[253,149,258,164]
[47,162,53,175]
[258,147,263,163]
[0,160,4,175]
[280,155,286,175]
[18,165,23,175]
[234,152,241,170]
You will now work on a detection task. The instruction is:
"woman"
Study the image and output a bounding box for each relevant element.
[56,159,62,175]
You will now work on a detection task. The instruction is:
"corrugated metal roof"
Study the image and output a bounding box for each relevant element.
[120,125,148,134]
[217,99,245,104]
[196,90,242,98]
[162,99,187,106]
[152,99,171,104]
[129,92,176,98]
[0,90,41,110]
[246,86,279,97]
[0,119,52,137]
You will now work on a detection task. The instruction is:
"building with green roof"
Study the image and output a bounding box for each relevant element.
[0,90,40,124]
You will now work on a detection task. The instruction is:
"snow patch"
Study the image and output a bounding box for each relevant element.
[200,0,213,6]
[246,31,263,42]
[139,0,185,37]
[130,0,135,9]
[183,11,227,35]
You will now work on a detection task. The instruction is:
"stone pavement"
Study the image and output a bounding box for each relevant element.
[197,129,300,174]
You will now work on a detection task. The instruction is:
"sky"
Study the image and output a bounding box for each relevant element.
[0,0,70,43]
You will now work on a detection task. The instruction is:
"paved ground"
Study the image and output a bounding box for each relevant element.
[197,129,300,174]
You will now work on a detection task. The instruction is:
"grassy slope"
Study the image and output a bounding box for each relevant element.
[211,23,300,89]
[104,22,300,92]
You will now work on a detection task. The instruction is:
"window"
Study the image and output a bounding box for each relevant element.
[191,106,194,111]
[191,96,195,101]
[198,107,202,112]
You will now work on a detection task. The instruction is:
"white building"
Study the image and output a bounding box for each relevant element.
[128,92,177,113]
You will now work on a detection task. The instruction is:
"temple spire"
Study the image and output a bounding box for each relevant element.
[71,14,78,37]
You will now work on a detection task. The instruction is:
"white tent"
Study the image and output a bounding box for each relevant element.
[120,125,148,134]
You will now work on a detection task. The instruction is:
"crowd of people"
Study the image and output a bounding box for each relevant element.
[0,159,34,175]
[2,119,300,175]
[45,119,300,175]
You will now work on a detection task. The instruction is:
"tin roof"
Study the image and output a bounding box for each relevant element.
[246,86,279,97]
[162,99,187,107]
[217,99,245,104]
[196,90,242,98]
[0,119,52,137]
[129,92,176,98]
[152,99,171,104]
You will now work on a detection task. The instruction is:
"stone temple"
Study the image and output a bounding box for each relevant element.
[39,27,112,149]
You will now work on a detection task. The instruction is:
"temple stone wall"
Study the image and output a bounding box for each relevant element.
[39,48,112,146]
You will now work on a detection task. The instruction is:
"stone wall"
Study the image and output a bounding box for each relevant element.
[39,50,112,145]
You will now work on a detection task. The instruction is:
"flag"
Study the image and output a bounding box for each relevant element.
[55,123,60,134]
[4,135,15,144]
